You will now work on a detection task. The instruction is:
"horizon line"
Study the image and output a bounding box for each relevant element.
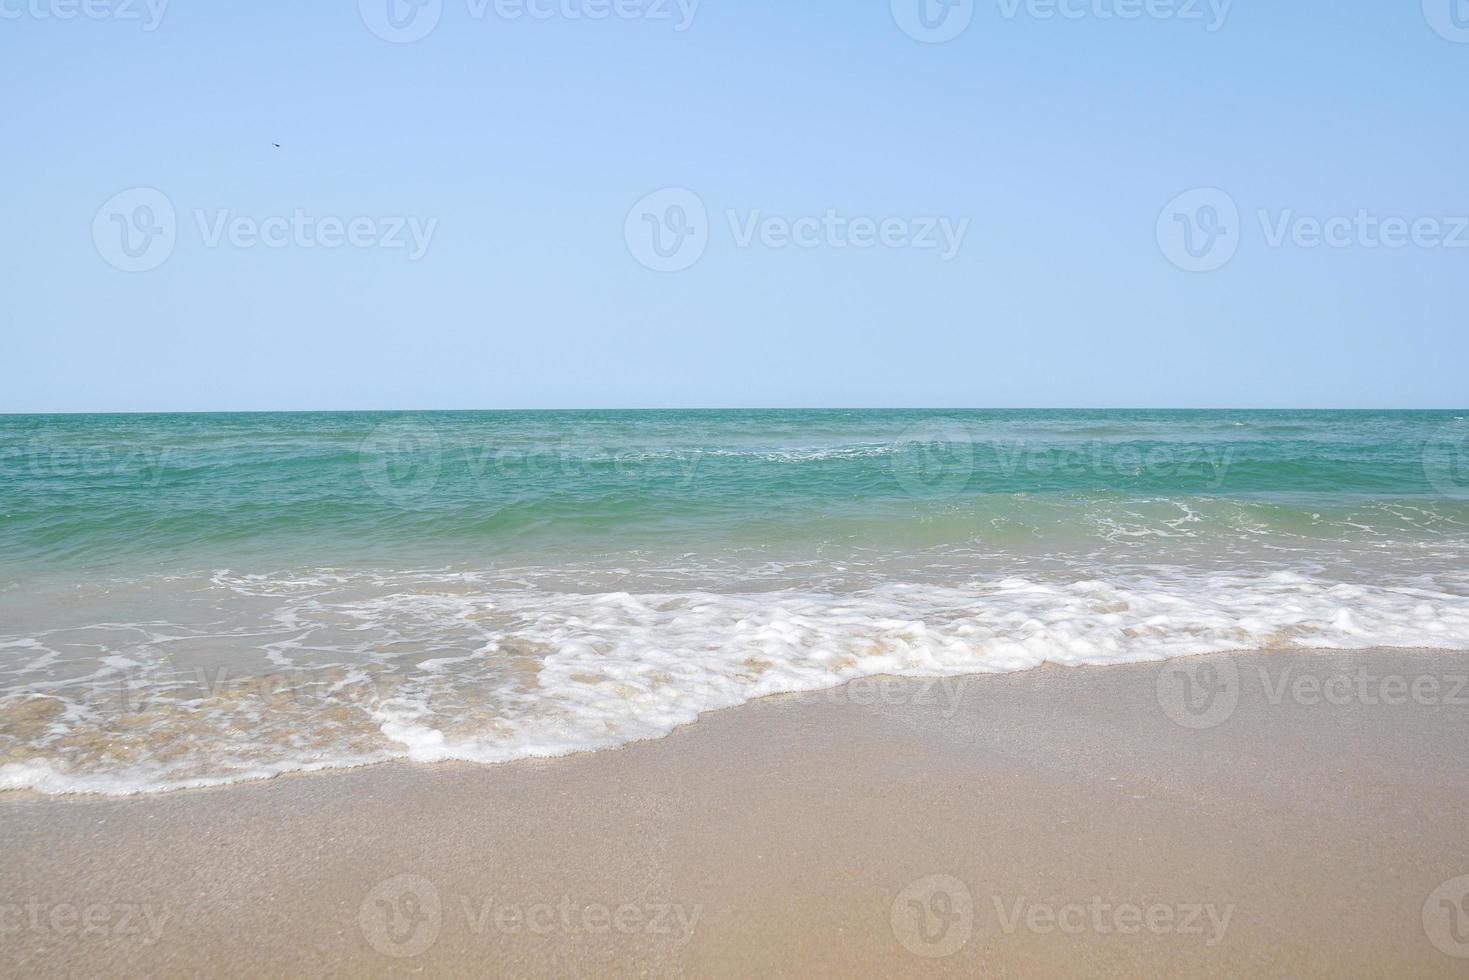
[3,407,1468,417]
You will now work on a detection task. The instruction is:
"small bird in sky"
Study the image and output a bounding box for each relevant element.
[273,143,281,148]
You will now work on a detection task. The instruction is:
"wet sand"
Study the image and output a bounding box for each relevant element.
[2,648,1468,977]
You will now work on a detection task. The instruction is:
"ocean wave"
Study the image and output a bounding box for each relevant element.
[6,409,1469,573]
[3,567,1468,795]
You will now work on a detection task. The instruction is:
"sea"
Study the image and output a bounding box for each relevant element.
[2,409,1467,794]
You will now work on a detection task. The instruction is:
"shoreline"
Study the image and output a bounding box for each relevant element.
[3,647,1469,976]
[7,640,1469,801]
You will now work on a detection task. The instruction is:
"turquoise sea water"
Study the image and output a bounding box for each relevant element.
[2,410,1468,793]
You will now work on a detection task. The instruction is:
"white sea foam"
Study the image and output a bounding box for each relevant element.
[2,567,1469,795]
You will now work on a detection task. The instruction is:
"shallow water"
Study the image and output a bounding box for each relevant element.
[2,409,1468,793]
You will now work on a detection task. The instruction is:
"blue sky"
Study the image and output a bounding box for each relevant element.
[3,1,1467,411]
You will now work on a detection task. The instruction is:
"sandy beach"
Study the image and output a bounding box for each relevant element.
[2,648,1468,977]
[12,0,1467,974]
